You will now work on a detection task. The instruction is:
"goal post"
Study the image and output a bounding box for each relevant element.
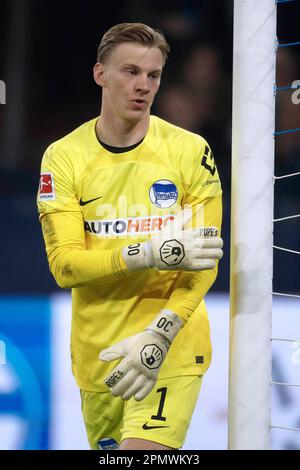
[229,0,277,449]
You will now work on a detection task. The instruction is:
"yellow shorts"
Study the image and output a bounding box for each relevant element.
[80,375,202,450]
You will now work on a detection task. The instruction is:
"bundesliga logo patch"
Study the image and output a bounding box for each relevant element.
[149,180,178,208]
[38,173,55,200]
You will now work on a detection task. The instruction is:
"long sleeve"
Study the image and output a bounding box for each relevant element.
[41,211,130,288]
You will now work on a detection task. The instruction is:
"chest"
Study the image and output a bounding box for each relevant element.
[78,161,184,217]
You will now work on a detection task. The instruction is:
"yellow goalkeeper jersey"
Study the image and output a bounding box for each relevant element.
[37,115,222,391]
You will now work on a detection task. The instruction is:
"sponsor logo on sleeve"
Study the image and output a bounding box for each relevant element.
[38,173,55,200]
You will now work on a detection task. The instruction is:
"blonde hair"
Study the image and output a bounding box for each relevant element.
[97,23,170,64]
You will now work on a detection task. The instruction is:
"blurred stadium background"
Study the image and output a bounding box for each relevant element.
[0,0,299,450]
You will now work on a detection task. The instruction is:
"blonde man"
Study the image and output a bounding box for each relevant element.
[37,23,223,450]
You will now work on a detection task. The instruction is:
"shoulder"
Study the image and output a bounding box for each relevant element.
[45,117,98,156]
[149,115,210,168]
[150,115,208,152]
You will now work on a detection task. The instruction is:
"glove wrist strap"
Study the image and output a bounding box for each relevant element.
[146,309,182,344]
[122,243,147,271]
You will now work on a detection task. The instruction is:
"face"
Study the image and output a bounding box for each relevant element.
[94,43,164,123]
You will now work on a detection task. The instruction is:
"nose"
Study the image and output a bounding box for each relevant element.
[135,74,150,94]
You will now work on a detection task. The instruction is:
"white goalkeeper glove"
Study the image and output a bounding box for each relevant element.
[122,227,223,272]
[99,310,182,401]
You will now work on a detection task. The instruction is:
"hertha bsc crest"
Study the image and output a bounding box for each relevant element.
[159,239,185,266]
[149,179,178,208]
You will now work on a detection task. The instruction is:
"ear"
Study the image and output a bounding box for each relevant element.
[93,63,106,87]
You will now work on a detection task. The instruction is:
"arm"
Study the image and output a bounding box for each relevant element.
[41,202,221,289]
[40,211,129,288]
[163,193,222,324]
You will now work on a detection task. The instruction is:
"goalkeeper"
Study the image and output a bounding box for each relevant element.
[37,23,223,451]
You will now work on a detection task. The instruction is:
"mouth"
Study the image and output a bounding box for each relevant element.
[130,99,147,110]
[132,98,146,104]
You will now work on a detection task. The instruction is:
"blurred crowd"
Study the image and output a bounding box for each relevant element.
[0,0,299,293]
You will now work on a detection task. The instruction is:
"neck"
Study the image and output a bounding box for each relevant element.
[96,108,150,147]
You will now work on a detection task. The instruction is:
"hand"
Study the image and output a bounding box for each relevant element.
[99,310,182,401]
[122,227,223,272]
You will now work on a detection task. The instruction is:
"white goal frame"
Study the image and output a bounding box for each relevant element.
[229,0,277,449]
